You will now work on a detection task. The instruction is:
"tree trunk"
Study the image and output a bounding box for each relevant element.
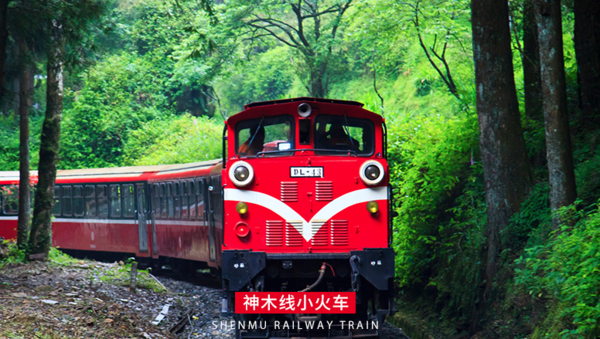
[573,0,600,129]
[522,0,543,121]
[471,0,532,297]
[28,22,64,258]
[17,35,30,249]
[309,68,326,98]
[534,0,577,228]
[0,0,9,104]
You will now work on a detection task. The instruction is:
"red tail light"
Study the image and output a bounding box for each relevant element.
[235,222,250,238]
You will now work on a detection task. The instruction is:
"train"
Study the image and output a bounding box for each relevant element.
[0,97,395,338]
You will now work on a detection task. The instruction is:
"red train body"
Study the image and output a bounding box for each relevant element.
[0,98,395,338]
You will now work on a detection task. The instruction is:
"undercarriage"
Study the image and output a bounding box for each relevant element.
[221,249,395,339]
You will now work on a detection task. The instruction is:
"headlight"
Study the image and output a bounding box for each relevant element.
[366,201,379,214]
[229,161,254,187]
[234,166,249,181]
[359,160,385,186]
[236,202,248,214]
[365,165,380,180]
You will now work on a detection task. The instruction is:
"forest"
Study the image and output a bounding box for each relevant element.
[1,0,600,337]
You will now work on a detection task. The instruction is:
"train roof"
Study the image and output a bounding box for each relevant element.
[56,160,221,183]
[244,97,364,109]
[57,160,220,178]
[230,97,382,126]
[0,160,222,185]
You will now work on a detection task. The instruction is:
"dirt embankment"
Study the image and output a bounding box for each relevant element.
[0,259,233,339]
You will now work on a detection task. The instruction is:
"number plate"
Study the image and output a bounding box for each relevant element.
[290,167,324,178]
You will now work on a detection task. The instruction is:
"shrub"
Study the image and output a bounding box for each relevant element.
[123,114,222,165]
[515,204,600,338]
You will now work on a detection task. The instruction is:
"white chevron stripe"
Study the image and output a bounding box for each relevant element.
[224,187,387,241]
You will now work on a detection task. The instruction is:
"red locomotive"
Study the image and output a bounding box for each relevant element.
[0,97,395,338]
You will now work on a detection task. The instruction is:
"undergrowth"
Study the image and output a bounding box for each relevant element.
[94,258,167,293]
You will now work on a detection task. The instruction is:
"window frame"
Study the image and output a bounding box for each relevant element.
[52,186,61,217]
[97,185,109,218]
[61,185,73,217]
[234,114,296,157]
[313,114,375,156]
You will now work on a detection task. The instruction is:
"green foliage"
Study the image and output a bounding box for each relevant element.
[514,204,600,338]
[0,241,26,267]
[504,183,552,252]
[217,46,295,112]
[389,110,478,284]
[387,106,486,321]
[96,260,167,293]
[0,114,44,171]
[60,53,171,169]
[48,247,81,267]
[123,114,222,165]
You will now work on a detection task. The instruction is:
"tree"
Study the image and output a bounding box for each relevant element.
[471,0,532,296]
[533,0,576,228]
[399,0,471,99]
[573,0,600,128]
[28,20,64,257]
[29,0,107,257]
[16,32,30,249]
[0,0,9,104]
[522,0,543,121]
[237,0,352,98]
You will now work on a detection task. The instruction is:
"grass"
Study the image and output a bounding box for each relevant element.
[94,260,168,293]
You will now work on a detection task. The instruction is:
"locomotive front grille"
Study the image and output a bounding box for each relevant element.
[281,181,298,202]
[331,219,349,246]
[311,220,329,246]
[286,221,303,246]
[266,220,284,246]
[315,181,333,201]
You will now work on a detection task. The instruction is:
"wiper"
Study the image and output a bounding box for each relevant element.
[342,114,354,147]
[248,115,265,148]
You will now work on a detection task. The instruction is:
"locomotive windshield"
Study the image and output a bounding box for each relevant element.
[235,115,295,157]
[314,114,374,155]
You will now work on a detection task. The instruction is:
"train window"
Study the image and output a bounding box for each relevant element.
[84,185,96,217]
[122,185,135,218]
[97,185,108,217]
[235,115,295,157]
[152,184,160,218]
[110,185,121,218]
[52,186,61,216]
[160,183,167,219]
[181,181,188,219]
[314,115,374,156]
[73,186,84,217]
[174,181,181,219]
[167,183,174,218]
[62,186,73,217]
[188,181,196,219]
[299,119,311,145]
[197,179,205,219]
[1,185,19,215]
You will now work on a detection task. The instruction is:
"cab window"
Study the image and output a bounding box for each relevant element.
[314,115,374,155]
[235,115,295,157]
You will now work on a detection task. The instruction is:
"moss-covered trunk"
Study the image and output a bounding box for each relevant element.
[534,0,577,228]
[17,34,30,249]
[28,22,64,258]
[471,0,532,296]
[522,0,543,121]
[0,0,9,104]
